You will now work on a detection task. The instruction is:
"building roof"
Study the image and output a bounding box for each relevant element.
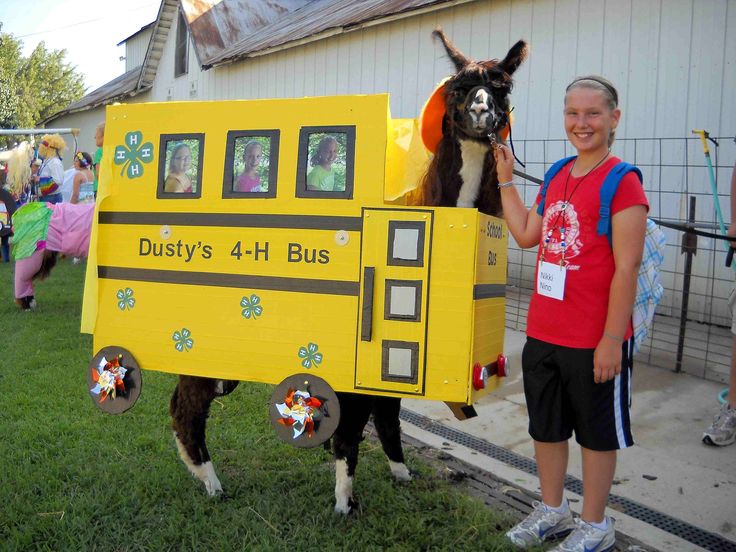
[116,22,155,47]
[184,0,463,68]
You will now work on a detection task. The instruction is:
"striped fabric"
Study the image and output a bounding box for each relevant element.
[632,219,666,352]
[39,176,59,196]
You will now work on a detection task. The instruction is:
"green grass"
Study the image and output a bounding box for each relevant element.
[0,259,518,551]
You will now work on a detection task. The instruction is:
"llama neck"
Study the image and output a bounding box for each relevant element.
[456,139,491,208]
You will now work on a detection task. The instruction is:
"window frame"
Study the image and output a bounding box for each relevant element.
[295,125,355,199]
[174,9,189,78]
[222,130,280,199]
[157,133,204,200]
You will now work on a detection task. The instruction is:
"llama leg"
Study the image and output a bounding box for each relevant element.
[170,375,223,496]
[333,392,372,514]
[373,396,411,481]
[14,250,43,308]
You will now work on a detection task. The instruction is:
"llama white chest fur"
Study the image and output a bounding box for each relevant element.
[456,139,491,208]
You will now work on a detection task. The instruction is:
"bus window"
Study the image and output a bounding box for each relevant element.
[222,130,279,198]
[157,133,204,199]
[296,126,355,199]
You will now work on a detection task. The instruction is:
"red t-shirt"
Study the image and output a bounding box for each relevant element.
[527,157,649,348]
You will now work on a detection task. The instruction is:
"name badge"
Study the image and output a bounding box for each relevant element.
[537,261,566,300]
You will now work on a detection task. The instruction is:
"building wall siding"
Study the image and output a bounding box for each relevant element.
[124,30,154,73]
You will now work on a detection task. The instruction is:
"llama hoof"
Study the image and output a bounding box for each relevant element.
[389,460,412,482]
[15,296,36,310]
[334,496,357,515]
[204,480,223,497]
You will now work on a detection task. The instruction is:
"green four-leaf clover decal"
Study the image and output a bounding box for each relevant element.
[240,294,263,319]
[173,328,194,352]
[298,343,322,369]
[116,287,135,310]
[114,131,154,179]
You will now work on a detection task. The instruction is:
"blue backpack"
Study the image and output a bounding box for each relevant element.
[536,156,666,352]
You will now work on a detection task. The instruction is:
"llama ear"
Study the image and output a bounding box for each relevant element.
[432,28,470,72]
[499,40,529,76]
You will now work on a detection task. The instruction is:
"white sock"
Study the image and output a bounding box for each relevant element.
[543,499,569,514]
[585,517,609,531]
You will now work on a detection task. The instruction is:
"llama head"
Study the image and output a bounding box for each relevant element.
[433,29,528,142]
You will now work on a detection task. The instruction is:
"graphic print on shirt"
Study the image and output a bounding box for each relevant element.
[541,200,583,268]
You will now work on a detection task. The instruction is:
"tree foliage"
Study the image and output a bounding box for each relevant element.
[0,24,86,146]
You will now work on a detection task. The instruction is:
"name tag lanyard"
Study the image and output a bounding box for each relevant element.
[540,153,610,266]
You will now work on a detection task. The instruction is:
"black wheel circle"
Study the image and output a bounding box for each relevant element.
[269,373,340,448]
[87,346,143,414]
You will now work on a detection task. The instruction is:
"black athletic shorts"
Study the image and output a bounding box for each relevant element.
[521,336,634,451]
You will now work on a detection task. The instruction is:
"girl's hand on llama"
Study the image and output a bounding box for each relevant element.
[493,144,514,184]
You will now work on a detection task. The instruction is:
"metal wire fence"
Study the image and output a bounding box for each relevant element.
[505,135,736,385]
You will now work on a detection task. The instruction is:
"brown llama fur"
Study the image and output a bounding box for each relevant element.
[414,29,528,216]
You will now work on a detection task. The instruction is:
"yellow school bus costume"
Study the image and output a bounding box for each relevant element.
[82,94,507,429]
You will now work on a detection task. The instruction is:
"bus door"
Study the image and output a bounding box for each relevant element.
[356,208,432,396]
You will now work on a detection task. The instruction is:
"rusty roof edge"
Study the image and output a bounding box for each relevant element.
[135,0,178,92]
[203,0,466,70]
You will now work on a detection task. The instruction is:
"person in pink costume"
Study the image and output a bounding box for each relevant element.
[13,201,95,310]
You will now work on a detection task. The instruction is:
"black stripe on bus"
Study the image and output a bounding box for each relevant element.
[98,266,360,296]
[473,284,506,300]
[98,212,363,231]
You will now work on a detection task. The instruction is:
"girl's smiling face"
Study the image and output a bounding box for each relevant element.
[244,144,263,171]
[323,141,338,165]
[172,147,192,173]
[564,87,620,156]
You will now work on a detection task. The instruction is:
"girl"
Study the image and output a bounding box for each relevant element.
[164,143,193,193]
[306,135,338,191]
[70,151,95,204]
[235,141,263,192]
[496,76,648,552]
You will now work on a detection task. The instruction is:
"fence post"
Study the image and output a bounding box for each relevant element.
[676,196,698,373]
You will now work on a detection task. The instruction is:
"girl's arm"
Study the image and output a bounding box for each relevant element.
[493,144,543,248]
[593,204,647,383]
[71,173,81,204]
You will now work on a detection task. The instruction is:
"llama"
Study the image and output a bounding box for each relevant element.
[169,30,527,515]
[415,29,528,217]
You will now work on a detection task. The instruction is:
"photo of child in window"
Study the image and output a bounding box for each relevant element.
[233,137,270,193]
[164,139,199,194]
[306,133,346,192]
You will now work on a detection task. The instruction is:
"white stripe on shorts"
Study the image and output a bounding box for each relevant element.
[613,340,632,448]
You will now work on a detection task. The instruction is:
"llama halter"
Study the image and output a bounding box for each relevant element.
[419,79,512,155]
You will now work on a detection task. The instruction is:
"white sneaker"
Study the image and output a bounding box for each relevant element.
[550,517,616,552]
[506,500,575,548]
[702,403,736,446]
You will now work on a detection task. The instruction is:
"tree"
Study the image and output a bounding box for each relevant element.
[0,24,86,147]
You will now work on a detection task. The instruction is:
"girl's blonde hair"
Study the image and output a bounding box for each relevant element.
[565,75,619,147]
[5,142,34,196]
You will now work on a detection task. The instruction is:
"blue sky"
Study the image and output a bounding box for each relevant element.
[1,0,161,92]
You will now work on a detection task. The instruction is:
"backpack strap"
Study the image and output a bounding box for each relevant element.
[596,162,643,243]
[535,155,577,216]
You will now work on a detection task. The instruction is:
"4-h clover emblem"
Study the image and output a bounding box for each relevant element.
[240,294,263,319]
[114,131,154,179]
[298,343,323,369]
[116,288,135,310]
[173,328,194,352]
